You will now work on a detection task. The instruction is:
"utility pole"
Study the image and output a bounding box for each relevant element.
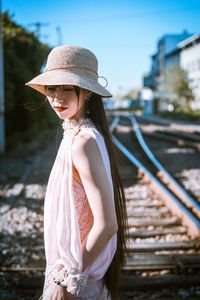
[56,26,62,45]
[28,22,49,39]
[0,0,5,153]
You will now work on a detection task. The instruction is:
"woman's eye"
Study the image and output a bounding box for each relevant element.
[47,87,56,91]
[63,88,74,91]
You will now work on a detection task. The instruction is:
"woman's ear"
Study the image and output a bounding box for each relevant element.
[88,91,93,98]
[83,90,93,100]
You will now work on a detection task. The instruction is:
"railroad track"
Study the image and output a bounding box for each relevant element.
[134,116,200,210]
[108,114,200,298]
[118,115,200,220]
[1,116,200,299]
[0,129,57,300]
[136,115,200,151]
[0,129,56,204]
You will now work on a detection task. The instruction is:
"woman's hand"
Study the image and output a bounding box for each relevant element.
[49,283,69,300]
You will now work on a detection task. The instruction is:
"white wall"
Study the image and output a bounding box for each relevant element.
[180,42,200,105]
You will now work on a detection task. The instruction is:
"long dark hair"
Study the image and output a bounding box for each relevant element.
[74,86,129,299]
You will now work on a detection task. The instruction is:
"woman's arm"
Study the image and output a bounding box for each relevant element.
[72,132,118,270]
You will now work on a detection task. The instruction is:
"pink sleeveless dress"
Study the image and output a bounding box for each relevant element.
[42,118,117,300]
[62,177,109,299]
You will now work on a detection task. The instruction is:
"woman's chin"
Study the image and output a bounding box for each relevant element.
[56,111,75,120]
[55,111,69,118]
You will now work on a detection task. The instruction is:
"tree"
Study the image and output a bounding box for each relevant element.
[158,65,194,112]
[2,12,54,148]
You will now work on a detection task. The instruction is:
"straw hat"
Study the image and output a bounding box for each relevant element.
[25,45,112,98]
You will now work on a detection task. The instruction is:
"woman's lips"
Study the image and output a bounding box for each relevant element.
[54,106,68,112]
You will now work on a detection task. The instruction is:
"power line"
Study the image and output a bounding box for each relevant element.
[53,5,200,24]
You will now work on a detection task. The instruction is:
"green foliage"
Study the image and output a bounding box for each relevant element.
[158,65,194,112]
[2,12,56,149]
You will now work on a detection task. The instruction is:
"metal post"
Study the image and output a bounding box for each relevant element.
[56,26,62,45]
[0,0,5,153]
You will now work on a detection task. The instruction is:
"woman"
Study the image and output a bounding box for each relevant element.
[26,45,129,300]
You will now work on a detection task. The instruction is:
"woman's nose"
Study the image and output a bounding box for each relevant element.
[53,92,58,100]
[53,90,60,100]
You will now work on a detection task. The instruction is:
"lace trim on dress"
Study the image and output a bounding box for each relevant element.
[62,117,96,137]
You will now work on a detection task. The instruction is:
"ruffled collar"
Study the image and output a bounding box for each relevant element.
[62,117,95,136]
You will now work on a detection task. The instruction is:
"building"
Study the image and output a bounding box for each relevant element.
[143,31,193,91]
[143,53,159,89]
[178,34,200,107]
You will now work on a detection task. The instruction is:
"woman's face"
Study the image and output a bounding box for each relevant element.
[45,85,90,120]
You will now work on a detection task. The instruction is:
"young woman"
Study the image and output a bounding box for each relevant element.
[26,45,129,300]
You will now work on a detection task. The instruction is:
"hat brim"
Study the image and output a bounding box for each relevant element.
[25,70,113,98]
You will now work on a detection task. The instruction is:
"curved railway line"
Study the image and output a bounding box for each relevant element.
[0,115,200,299]
[109,114,200,299]
[135,115,200,151]
[117,115,200,221]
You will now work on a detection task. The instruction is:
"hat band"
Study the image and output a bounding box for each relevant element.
[44,64,98,76]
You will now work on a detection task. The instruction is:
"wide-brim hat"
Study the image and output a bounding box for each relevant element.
[25,45,112,98]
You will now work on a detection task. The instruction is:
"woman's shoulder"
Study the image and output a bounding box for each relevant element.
[72,129,98,157]
[71,128,108,178]
[71,117,105,159]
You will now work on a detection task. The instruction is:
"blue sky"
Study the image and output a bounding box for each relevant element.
[3,0,200,96]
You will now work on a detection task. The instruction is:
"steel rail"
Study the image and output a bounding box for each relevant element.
[129,115,200,217]
[109,116,200,237]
